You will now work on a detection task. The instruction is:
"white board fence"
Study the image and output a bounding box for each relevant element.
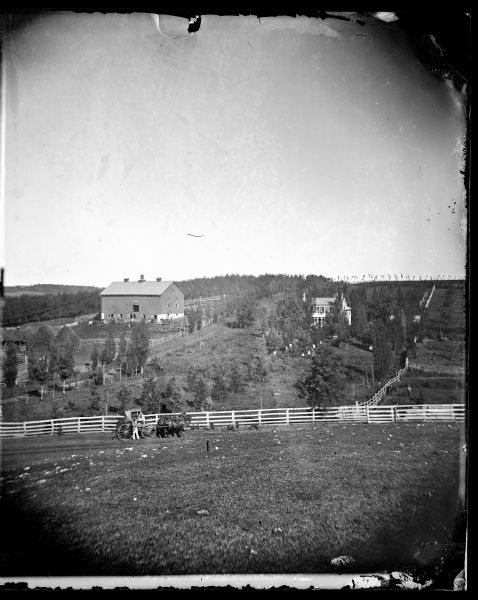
[0,404,465,438]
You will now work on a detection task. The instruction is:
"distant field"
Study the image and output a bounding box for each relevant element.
[0,422,465,583]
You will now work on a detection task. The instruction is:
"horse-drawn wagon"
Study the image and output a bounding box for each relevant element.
[115,408,156,440]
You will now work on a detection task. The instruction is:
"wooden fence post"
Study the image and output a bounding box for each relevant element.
[394,405,398,422]
[312,408,316,423]
[366,405,370,424]
[258,410,262,425]
[231,411,236,426]
[286,409,290,425]
[23,422,27,437]
[206,412,210,428]
[77,418,81,433]
[102,416,105,432]
[51,420,55,435]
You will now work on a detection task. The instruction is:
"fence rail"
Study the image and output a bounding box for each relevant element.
[0,404,465,438]
[359,366,408,408]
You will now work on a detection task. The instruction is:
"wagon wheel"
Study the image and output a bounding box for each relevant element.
[141,425,156,439]
[116,423,133,440]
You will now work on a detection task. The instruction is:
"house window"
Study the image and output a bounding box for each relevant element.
[133,304,139,313]
[119,314,123,318]
[319,307,324,314]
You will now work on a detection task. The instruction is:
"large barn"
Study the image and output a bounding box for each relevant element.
[100,275,185,323]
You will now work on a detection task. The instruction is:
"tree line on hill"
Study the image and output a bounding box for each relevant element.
[2,290,101,327]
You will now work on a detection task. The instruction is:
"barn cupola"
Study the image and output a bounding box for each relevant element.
[138,274,145,282]
[124,278,129,282]
[156,277,162,282]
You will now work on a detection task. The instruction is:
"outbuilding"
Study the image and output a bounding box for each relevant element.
[100,275,185,323]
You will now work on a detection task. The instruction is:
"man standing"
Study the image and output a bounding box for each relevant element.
[132,410,145,440]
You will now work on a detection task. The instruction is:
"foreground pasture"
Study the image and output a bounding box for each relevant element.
[0,423,465,584]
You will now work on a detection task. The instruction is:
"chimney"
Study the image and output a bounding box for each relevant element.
[156,277,162,282]
[139,274,145,282]
[124,278,129,282]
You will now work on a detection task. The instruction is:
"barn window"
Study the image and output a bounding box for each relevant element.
[133,304,139,312]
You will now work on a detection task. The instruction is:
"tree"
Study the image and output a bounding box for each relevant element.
[89,387,102,412]
[141,377,160,413]
[195,308,203,331]
[124,344,138,376]
[54,326,81,353]
[162,376,183,412]
[191,375,208,410]
[295,347,346,407]
[93,365,104,386]
[58,346,75,381]
[187,309,196,333]
[336,312,351,344]
[118,331,127,365]
[49,345,60,379]
[249,353,269,382]
[26,347,39,381]
[51,401,63,420]
[2,343,18,387]
[147,357,163,379]
[236,297,257,328]
[130,320,150,373]
[229,362,245,393]
[116,384,133,412]
[211,370,228,403]
[30,325,54,353]
[265,329,283,353]
[32,356,49,399]
[372,323,394,381]
[350,299,368,339]
[90,345,100,371]
[101,328,116,365]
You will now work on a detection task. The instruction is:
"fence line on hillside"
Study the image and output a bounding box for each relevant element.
[424,285,436,310]
[149,330,187,347]
[0,404,465,438]
[359,366,409,408]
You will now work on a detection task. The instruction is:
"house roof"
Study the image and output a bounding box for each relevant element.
[100,280,183,296]
[312,297,336,306]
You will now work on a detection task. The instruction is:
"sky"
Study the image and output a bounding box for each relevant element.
[1,12,468,287]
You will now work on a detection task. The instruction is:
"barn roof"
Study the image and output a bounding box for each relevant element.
[100,281,184,296]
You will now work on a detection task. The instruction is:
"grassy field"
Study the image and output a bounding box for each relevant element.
[383,373,465,406]
[0,422,465,583]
